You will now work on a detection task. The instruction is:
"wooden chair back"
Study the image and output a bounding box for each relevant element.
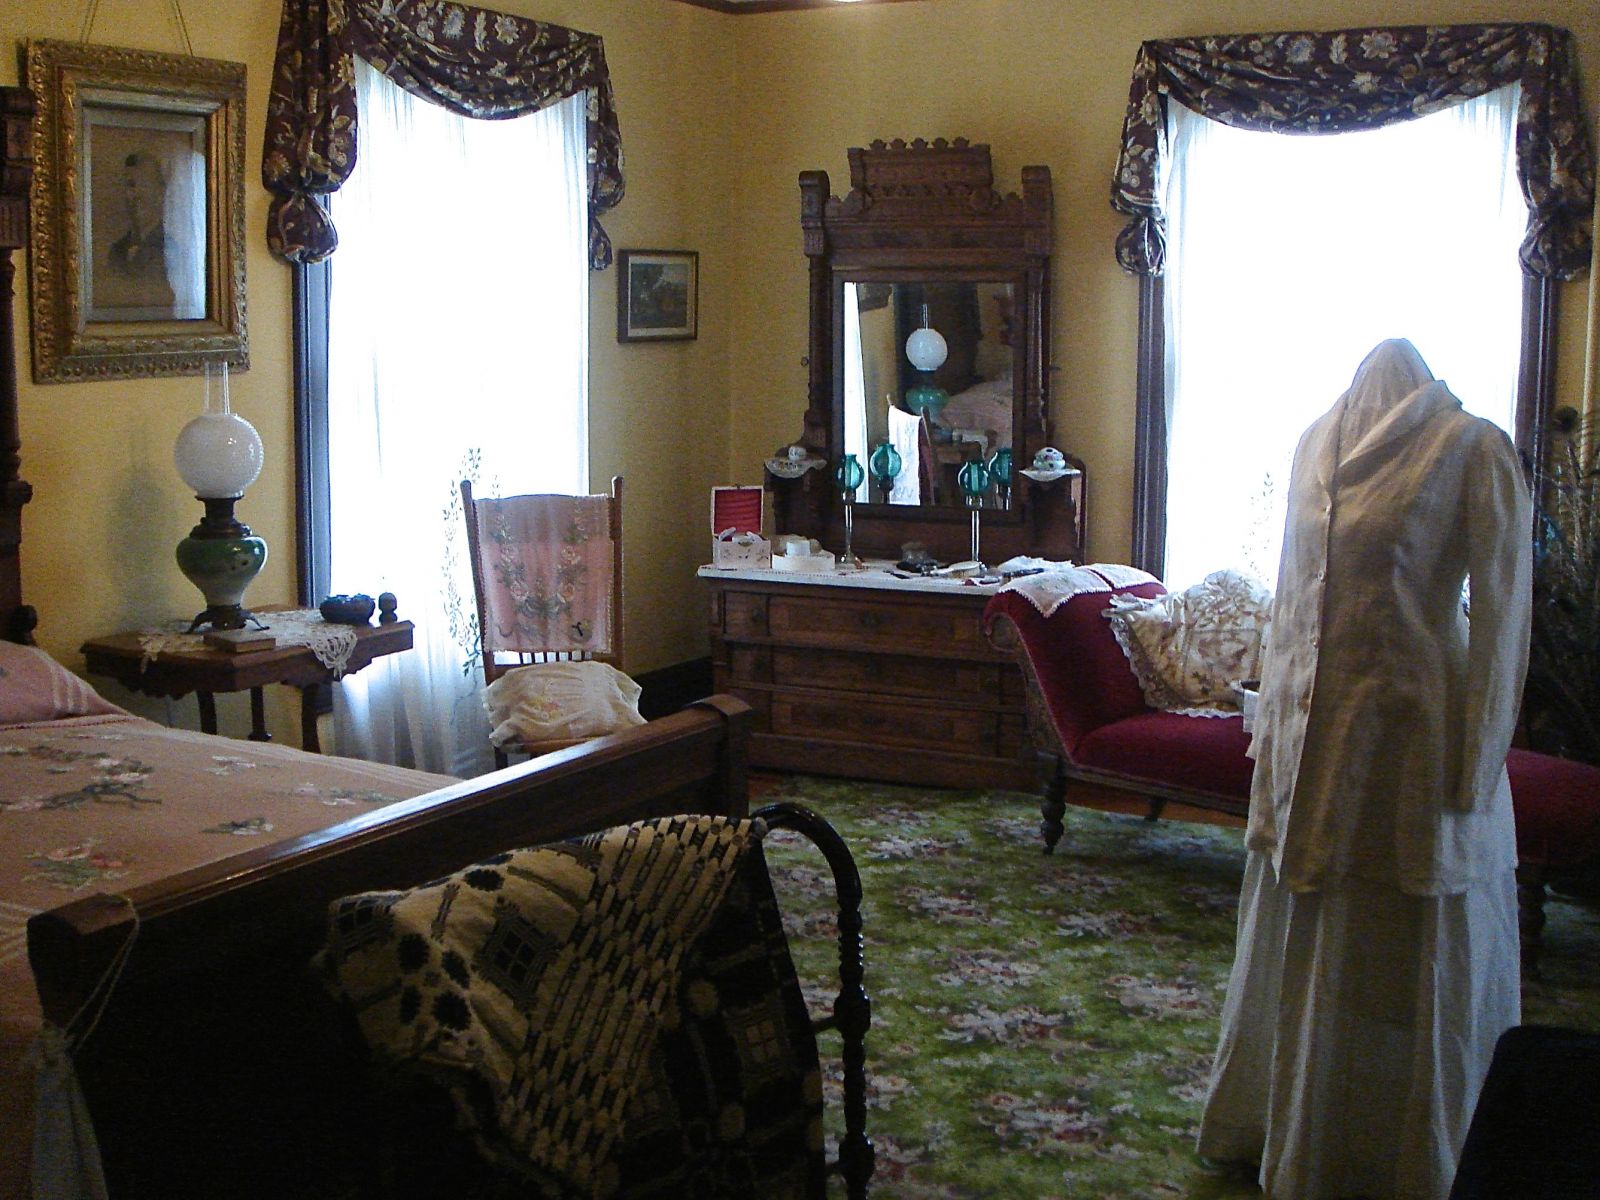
[460,477,625,691]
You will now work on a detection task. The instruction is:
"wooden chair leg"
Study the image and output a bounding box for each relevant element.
[1517,864,1547,980]
[1039,753,1066,855]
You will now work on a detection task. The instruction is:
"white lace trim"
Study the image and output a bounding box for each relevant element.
[999,562,1161,618]
[137,610,363,678]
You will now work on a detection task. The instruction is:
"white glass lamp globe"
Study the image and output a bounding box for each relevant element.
[174,411,264,499]
[905,326,948,372]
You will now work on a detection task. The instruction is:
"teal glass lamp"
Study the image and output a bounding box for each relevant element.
[869,440,903,502]
[835,453,865,564]
[173,363,267,631]
[958,458,991,564]
[988,446,1015,509]
[903,305,950,426]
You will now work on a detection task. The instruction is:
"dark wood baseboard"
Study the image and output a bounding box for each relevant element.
[636,656,714,720]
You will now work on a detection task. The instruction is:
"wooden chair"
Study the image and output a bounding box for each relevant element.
[460,477,628,769]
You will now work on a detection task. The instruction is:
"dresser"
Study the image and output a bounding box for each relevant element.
[700,565,1036,790]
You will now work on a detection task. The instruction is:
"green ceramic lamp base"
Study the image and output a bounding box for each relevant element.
[176,497,268,632]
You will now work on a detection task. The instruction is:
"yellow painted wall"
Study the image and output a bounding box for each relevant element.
[723,0,1600,564]
[3,0,1597,744]
[1,0,735,739]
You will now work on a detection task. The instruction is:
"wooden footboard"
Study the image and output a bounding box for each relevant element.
[27,696,750,1200]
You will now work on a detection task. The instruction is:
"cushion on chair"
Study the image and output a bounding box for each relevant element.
[484,659,645,750]
[1506,747,1600,872]
[1074,710,1256,801]
[985,583,1167,756]
[1103,569,1272,713]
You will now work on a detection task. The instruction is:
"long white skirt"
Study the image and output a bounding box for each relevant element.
[1197,852,1520,1200]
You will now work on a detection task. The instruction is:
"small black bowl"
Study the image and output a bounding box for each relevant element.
[319,593,376,625]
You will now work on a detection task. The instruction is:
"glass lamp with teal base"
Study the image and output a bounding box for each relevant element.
[958,458,991,565]
[835,453,865,565]
[173,365,267,631]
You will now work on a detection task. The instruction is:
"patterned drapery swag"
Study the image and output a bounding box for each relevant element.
[1111,23,1595,280]
[263,0,624,269]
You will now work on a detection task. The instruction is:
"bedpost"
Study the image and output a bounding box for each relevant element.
[687,692,751,819]
[0,87,35,644]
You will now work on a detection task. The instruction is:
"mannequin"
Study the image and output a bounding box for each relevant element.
[1197,340,1531,1199]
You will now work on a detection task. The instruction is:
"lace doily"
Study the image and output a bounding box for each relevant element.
[137,610,363,678]
[999,562,1160,618]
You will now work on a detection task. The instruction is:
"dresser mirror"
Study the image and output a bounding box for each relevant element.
[840,277,1019,507]
[773,138,1084,563]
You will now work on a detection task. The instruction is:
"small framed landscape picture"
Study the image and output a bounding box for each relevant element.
[617,250,697,342]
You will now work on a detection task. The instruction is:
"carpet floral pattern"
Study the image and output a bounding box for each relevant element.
[759,777,1600,1199]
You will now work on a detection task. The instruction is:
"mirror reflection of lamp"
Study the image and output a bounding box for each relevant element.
[903,304,950,428]
[988,446,1014,510]
[869,440,903,503]
[173,362,267,631]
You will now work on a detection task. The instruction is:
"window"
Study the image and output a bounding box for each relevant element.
[1160,86,1526,589]
[302,61,589,775]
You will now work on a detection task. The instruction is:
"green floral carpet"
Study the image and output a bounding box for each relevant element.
[757,776,1600,1199]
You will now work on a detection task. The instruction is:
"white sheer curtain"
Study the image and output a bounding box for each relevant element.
[327,60,589,777]
[841,283,870,500]
[1161,85,1524,590]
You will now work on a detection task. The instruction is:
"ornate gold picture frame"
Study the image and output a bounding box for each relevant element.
[25,40,247,383]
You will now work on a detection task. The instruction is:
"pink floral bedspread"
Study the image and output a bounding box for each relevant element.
[0,713,455,1194]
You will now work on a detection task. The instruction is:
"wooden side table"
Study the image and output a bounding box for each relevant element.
[81,613,414,752]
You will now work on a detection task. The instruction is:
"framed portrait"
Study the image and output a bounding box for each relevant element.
[617,250,698,342]
[25,40,248,383]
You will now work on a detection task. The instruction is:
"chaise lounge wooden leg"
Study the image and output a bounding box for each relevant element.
[1144,797,1167,822]
[1040,753,1066,854]
[1517,864,1547,981]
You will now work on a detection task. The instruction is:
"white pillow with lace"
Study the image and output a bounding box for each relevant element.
[484,659,646,748]
[1104,569,1272,715]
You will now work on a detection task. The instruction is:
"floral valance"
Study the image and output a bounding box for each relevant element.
[263,0,625,269]
[1111,23,1595,280]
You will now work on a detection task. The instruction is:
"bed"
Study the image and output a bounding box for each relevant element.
[0,84,796,1198]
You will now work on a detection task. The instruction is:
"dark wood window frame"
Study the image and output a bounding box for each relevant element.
[292,257,332,608]
[1130,275,1556,576]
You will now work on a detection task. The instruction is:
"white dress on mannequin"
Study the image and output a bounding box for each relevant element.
[1197,340,1531,1199]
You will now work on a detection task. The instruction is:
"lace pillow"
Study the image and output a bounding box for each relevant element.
[1104,569,1272,714]
[484,659,646,749]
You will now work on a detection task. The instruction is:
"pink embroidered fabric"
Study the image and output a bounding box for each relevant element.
[475,493,614,657]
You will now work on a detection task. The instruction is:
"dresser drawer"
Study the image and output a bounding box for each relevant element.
[724,644,772,684]
[767,594,988,655]
[772,646,998,700]
[771,693,997,753]
[718,591,770,638]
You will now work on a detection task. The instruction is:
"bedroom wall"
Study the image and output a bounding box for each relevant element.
[1,0,736,740]
[721,0,1600,565]
[4,0,1596,745]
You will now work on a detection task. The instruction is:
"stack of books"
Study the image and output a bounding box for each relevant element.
[203,628,277,654]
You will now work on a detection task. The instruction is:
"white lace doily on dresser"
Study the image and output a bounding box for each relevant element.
[137,610,362,678]
[999,562,1160,618]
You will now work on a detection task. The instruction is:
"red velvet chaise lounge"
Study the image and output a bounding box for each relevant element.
[983,580,1600,975]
